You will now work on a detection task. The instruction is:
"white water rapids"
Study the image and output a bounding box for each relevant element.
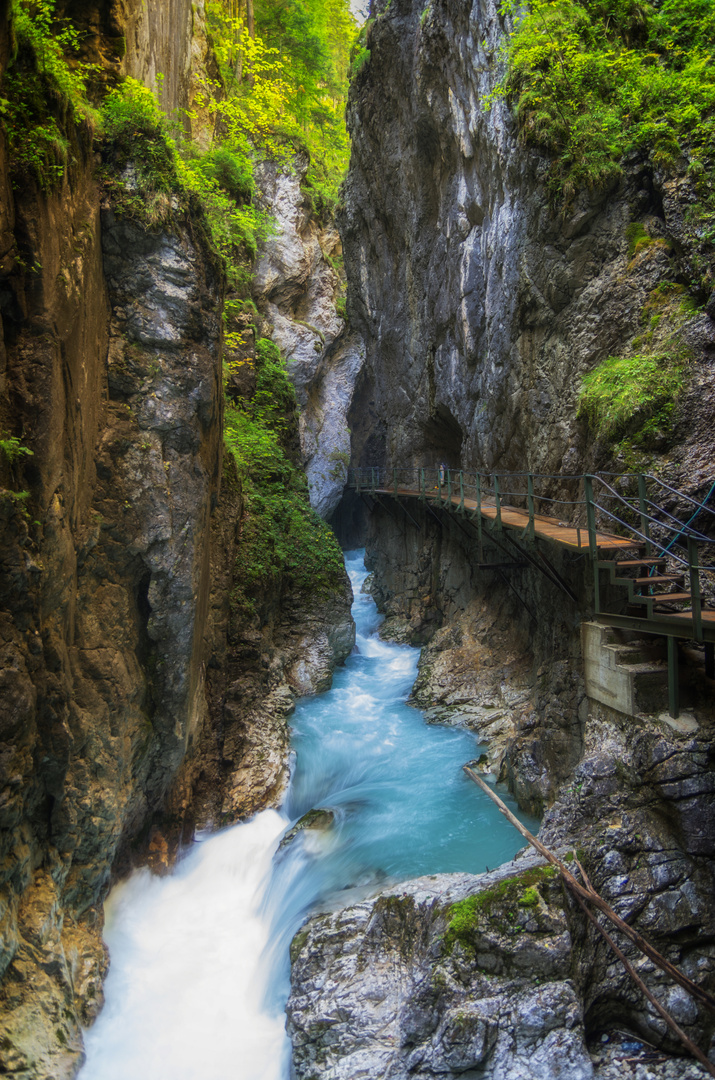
[80,550,537,1080]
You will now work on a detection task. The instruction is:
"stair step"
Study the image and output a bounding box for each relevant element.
[616,558,666,568]
[628,592,692,608]
[610,646,650,665]
[614,575,681,586]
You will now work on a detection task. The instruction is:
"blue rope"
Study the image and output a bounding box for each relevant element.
[648,478,715,582]
[661,477,715,554]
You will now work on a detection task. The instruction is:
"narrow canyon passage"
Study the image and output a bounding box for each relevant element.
[79,551,538,1079]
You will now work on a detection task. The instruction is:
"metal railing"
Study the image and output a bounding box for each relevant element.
[347,465,715,639]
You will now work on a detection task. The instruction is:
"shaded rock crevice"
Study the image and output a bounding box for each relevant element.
[253,155,365,519]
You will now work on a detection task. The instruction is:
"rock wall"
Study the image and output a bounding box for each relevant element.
[340,0,715,482]
[0,5,355,1076]
[286,0,715,1074]
[253,156,365,519]
[0,138,223,1073]
[288,689,715,1078]
[60,0,218,141]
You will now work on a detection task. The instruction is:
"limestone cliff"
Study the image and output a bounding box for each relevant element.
[0,1,354,1074]
[340,0,715,483]
[287,0,715,1073]
[253,155,365,520]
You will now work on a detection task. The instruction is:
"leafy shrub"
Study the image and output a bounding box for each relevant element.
[224,340,344,612]
[100,78,181,194]
[0,434,33,463]
[349,46,371,78]
[497,0,715,216]
[2,0,97,189]
[191,143,255,204]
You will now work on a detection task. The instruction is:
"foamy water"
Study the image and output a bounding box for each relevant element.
[80,550,537,1079]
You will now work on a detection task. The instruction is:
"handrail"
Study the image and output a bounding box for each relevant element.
[590,474,713,544]
[646,473,715,520]
[348,465,715,666]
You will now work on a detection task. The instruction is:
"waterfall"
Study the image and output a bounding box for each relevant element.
[80,550,537,1080]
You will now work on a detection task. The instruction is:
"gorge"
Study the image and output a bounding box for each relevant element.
[1,0,715,1076]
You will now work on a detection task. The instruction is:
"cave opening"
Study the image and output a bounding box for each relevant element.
[420,403,464,470]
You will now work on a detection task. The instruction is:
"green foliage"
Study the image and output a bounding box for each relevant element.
[224,340,344,612]
[205,0,358,206]
[99,80,270,261]
[349,20,373,79]
[497,0,715,223]
[518,885,540,907]
[182,142,271,270]
[0,434,33,463]
[101,79,180,192]
[349,46,371,78]
[625,222,650,257]
[1,0,98,189]
[578,350,686,448]
[197,144,254,203]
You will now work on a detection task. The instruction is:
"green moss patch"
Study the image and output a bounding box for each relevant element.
[443,866,557,951]
[494,0,715,291]
[578,350,687,450]
[2,0,98,190]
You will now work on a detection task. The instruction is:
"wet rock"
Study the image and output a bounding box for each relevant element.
[288,857,594,1079]
[279,808,335,850]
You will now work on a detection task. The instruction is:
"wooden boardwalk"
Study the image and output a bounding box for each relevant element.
[373,487,635,551]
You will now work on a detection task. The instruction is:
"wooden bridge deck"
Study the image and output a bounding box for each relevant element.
[373,487,633,551]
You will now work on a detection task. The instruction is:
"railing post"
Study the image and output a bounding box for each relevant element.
[668,636,680,719]
[393,467,398,497]
[584,474,601,614]
[526,473,535,542]
[459,471,465,515]
[493,474,502,532]
[688,536,703,643]
[638,474,652,556]
[371,467,375,496]
[476,474,483,562]
[355,469,360,494]
[447,469,452,509]
[420,468,425,501]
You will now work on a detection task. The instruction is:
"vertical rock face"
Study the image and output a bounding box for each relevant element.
[253,157,365,518]
[285,3,715,1076]
[98,199,223,805]
[0,141,224,1070]
[288,861,594,1080]
[0,0,359,1067]
[340,0,714,476]
[288,700,715,1079]
[60,0,218,141]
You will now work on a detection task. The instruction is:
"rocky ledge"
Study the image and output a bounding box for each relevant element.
[287,702,715,1078]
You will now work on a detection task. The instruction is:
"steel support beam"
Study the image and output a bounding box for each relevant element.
[668,636,680,719]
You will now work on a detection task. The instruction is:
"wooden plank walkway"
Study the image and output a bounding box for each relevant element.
[373,487,637,552]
